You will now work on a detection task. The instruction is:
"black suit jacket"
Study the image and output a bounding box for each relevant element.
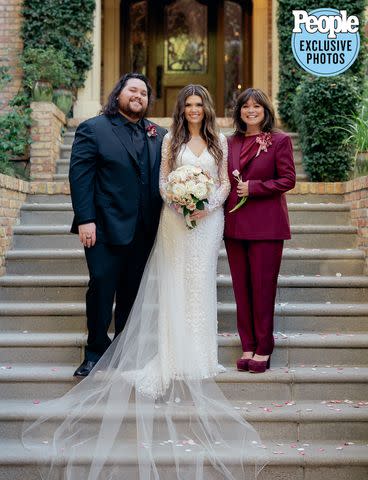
[69,114,167,245]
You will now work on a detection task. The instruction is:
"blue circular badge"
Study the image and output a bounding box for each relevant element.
[291,8,360,77]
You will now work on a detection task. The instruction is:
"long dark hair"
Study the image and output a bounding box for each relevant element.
[102,73,153,116]
[233,88,275,134]
[169,85,222,171]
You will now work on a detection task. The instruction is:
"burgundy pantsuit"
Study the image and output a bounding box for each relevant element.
[224,132,296,356]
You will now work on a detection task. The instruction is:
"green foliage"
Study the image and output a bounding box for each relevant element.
[294,75,360,181]
[0,67,32,180]
[21,47,76,89]
[21,0,95,89]
[277,0,367,130]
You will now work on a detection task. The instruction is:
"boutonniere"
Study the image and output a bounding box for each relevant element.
[146,124,157,138]
[255,132,272,157]
[229,169,248,213]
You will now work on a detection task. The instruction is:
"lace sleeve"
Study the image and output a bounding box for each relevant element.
[159,133,172,204]
[207,134,230,212]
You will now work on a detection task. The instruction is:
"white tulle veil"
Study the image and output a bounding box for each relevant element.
[22,213,267,479]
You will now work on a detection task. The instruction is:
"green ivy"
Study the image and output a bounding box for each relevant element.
[0,71,32,180]
[21,0,95,89]
[294,75,360,181]
[277,0,367,130]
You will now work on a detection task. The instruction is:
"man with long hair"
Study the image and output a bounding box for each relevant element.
[69,73,167,377]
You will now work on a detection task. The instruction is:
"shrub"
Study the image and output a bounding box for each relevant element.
[0,68,32,180]
[21,46,76,90]
[21,0,95,89]
[294,75,360,181]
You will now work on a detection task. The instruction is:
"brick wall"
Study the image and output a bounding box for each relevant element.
[0,0,23,109]
[344,176,368,271]
[0,173,29,276]
[30,102,66,180]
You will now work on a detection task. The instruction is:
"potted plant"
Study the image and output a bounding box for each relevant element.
[21,46,74,111]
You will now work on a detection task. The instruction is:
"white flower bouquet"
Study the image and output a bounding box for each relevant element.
[165,165,214,229]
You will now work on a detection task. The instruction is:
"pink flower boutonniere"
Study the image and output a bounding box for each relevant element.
[255,132,272,157]
[146,124,157,138]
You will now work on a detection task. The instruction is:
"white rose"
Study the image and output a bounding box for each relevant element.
[185,180,197,194]
[172,183,187,198]
[193,183,208,200]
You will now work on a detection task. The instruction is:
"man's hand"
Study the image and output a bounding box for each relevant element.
[236,180,249,197]
[78,223,96,248]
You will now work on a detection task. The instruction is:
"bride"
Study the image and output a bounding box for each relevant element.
[22,85,266,479]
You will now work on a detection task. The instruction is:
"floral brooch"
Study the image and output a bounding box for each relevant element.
[255,132,272,157]
[146,124,157,137]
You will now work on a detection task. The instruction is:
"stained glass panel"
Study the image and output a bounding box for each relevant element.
[224,1,243,116]
[129,1,148,74]
[165,0,208,73]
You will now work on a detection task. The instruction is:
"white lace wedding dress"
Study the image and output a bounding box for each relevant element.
[22,133,266,480]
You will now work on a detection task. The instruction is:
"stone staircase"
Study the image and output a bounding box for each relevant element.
[0,130,368,479]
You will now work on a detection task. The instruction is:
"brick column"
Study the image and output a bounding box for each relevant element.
[30,102,66,180]
[344,176,368,272]
[0,0,23,110]
[0,173,29,276]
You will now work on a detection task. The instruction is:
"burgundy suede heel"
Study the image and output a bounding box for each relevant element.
[248,356,271,373]
[236,358,252,371]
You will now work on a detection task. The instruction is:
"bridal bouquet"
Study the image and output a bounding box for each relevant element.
[165,165,214,229]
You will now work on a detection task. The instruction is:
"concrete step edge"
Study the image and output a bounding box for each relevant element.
[1,439,368,467]
[20,202,350,212]
[1,332,368,349]
[5,248,365,260]
[12,225,358,235]
[0,365,367,384]
[1,302,368,316]
[1,399,367,422]
[2,274,368,288]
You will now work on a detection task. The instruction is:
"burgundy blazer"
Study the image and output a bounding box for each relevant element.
[224,131,296,240]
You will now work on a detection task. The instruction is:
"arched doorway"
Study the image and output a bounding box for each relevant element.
[119,0,252,116]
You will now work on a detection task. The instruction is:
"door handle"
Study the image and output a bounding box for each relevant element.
[156,65,163,99]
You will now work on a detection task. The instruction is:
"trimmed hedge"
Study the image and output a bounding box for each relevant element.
[21,0,95,89]
[277,0,367,130]
[294,75,360,181]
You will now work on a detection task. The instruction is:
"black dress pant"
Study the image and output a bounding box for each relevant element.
[83,221,155,362]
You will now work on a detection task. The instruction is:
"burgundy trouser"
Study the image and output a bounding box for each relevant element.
[224,239,284,356]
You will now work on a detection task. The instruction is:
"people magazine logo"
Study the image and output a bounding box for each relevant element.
[291,9,360,76]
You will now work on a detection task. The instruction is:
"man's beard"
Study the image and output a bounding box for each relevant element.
[119,100,147,120]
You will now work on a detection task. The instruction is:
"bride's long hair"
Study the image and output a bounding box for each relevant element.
[169,85,223,171]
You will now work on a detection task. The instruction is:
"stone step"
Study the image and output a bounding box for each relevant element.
[218,275,368,304]
[219,248,366,276]
[0,299,367,334]
[54,171,309,182]
[1,274,367,304]
[19,202,351,226]
[1,438,367,480]
[1,364,367,401]
[2,399,368,443]
[6,247,364,276]
[219,302,368,334]
[0,331,367,368]
[11,225,358,249]
[24,192,344,205]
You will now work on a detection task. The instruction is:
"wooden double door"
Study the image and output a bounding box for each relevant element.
[121,0,252,116]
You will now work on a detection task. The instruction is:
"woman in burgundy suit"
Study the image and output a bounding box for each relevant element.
[224,88,296,373]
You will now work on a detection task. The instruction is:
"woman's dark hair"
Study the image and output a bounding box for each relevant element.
[102,73,153,116]
[233,88,275,134]
[168,84,222,170]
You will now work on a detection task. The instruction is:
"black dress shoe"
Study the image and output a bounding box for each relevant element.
[73,360,97,377]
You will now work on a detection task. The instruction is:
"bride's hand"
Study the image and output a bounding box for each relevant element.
[189,209,207,221]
